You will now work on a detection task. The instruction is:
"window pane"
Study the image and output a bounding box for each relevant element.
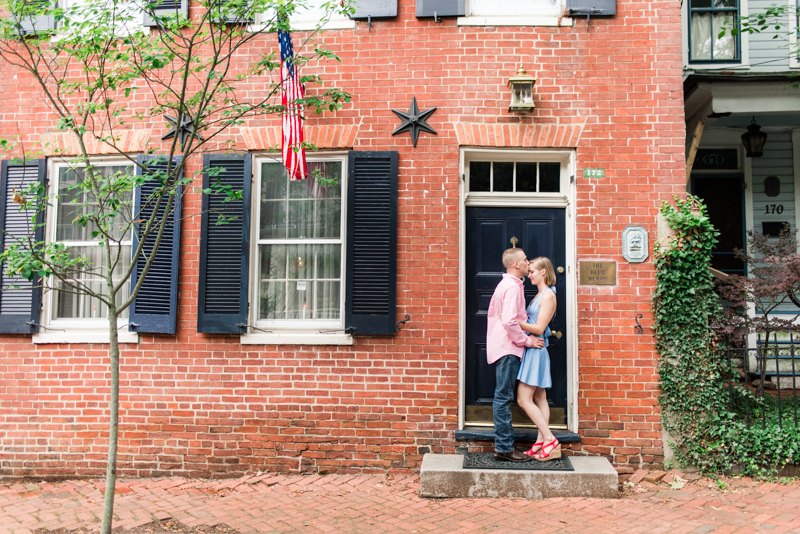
[713,12,736,60]
[713,0,736,7]
[260,244,287,280]
[316,199,341,238]
[52,245,131,320]
[317,244,341,279]
[691,12,712,60]
[691,0,712,7]
[260,281,286,319]
[260,200,287,239]
[516,162,537,192]
[57,165,132,242]
[539,163,561,193]
[315,281,340,319]
[291,161,342,200]
[287,280,312,319]
[494,162,513,192]
[288,200,315,238]
[469,162,490,192]
[261,162,287,200]
[311,161,342,199]
[287,243,314,279]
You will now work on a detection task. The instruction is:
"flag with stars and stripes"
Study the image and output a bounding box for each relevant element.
[279,29,307,181]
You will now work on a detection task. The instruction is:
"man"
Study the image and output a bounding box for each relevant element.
[487,248,545,462]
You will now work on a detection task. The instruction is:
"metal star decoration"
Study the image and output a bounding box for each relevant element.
[162,114,205,148]
[391,97,437,147]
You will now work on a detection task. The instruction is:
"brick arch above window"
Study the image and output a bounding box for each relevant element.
[40,130,151,156]
[454,122,586,148]
[240,125,359,151]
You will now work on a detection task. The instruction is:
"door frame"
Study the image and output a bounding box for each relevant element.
[458,148,579,433]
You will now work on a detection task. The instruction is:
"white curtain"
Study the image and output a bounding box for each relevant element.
[691,12,712,60]
[713,12,735,60]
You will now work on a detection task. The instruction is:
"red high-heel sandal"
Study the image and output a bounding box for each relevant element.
[524,442,544,456]
[534,438,561,461]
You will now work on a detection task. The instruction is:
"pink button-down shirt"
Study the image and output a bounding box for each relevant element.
[486,273,533,364]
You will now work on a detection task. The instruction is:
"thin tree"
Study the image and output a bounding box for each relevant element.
[0,1,350,532]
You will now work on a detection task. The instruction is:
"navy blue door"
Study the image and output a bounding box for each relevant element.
[465,207,567,426]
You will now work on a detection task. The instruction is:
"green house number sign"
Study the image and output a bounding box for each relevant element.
[583,168,605,178]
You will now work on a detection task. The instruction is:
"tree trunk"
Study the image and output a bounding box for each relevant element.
[100,309,120,534]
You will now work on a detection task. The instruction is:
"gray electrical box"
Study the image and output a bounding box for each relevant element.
[566,0,616,16]
[351,0,398,19]
[415,0,465,19]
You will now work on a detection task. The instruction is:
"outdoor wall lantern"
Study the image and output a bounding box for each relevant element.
[741,116,767,158]
[507,62,536,113]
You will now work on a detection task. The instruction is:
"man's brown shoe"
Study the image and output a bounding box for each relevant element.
[493,450,532,462]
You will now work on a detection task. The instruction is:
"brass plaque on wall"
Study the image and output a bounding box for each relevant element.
[579,261,616,285]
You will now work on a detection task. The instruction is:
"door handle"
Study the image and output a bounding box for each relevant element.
[510,236,518,248]
[557,266,564,274]
[552,330,563,339]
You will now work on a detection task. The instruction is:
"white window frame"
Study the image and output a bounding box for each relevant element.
[458,147,578,432]
[463,149,571,206]
[34,156,138,344]
[241,152,353,346]
[458,0,572,27]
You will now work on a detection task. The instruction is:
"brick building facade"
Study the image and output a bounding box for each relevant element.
[0,0,684,479]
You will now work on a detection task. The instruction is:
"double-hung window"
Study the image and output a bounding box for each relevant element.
[253,157,344,330]
[689,0,739,62]
[48,161,133,328]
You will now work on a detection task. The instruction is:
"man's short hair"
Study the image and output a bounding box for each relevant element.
[502,248,525,268]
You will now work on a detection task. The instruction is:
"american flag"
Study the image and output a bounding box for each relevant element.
[279,29,307,181]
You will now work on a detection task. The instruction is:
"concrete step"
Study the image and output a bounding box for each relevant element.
[419,453,619,499]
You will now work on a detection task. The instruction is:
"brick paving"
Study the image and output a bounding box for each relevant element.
[2,474,800,534]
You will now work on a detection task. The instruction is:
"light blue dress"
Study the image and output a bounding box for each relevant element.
[517,286,556,388]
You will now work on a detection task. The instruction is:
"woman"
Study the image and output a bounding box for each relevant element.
[517,257,559,461]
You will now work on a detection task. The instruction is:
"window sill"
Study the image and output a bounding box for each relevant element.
[457,15,572,27]
[240,332,354,345]
[33,330,139,344]
[686,63,747,70]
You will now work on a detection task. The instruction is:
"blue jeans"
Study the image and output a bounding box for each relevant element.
[493,354,521,453]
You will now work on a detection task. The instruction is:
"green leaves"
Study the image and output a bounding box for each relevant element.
[654,195,800,477]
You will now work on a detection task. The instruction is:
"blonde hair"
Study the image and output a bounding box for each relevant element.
[529,257,556,286]
[502,248,525,268]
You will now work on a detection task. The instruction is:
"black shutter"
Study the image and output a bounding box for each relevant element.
[415,0,464,18]
[0,160,45,334]
[345,151,398,336]
[351,0,397,19]
[14,0,56,35]
[566,0,616,16]
[128,155,182,335]
[143,0,189,27]
[197,154,251,334]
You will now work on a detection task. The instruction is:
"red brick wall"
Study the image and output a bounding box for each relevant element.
[0,0,685,478]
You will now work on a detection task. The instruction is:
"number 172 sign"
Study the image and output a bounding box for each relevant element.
[583,168,605,178]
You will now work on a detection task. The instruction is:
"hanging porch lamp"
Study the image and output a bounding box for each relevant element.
[741,116,767,158]
[507,62,536,113]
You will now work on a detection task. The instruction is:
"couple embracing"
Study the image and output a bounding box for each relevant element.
[487,247,559,463]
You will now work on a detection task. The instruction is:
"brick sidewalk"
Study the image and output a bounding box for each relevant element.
[2,474,800,534]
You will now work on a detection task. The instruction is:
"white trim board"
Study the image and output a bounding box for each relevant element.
[457,148,579,433]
